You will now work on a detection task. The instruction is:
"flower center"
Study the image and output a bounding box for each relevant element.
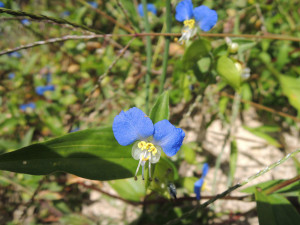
[183,19,195,29]
[132,141,162,180]
[137,141,158,156]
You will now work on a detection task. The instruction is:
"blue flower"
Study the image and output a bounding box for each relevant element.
[194,163,209,200]
[113,107,185,180]
[20,102,36,111]
[88,1,98,8]
[8,51,22,58]
[70,127,80,133]
[0,1,5,8]
[21,19,30,25]
[8,72,15,79]
[175,0,217,43]
[61,11,70,17]
[137,3,157,17]
[35,85,55,96]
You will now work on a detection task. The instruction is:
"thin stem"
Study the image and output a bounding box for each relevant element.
[0,8,100,34]
[159,0,171,94]
[2,32,300,56]
[212,93,241,194]
[141,0,152,114]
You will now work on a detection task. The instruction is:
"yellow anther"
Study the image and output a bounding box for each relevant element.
[152,148,157,156]
[142,155,150,161]
[138,141,146,150]
[183,19,195,29]
[145,143,153,150]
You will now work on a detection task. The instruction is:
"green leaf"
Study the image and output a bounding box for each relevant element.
[216,56,241,91]
[0,127,137,181]
[150,91,169,124]
[182,39,212,70]
[243,126,281,147]
[228,139,238,186]
[241,179,300,196]
[255,190,300,225]
[279,75,300,112]
[109,177,145,201]
[182,176,198,193]
[182,144,196,164]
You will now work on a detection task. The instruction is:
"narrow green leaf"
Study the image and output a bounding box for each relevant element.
[241,179,300,196]
[255,190,300,225]
[216,56,241,91]
[228,139,238,186]
[0,127,137,181]
[243,126,281,147]
[150,91,170,124]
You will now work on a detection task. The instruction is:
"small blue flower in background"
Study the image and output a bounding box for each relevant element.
[8,51,22,58]
[88,1,98,8]
[0,1,4,7]
[61,11,70,17]
[137,3,157,17]
[35,85,55,96]
[8,72,15,79]
[70,127,80,133]
[45,72,52,84]
[21,19,31,26]
[175,0,217,43]
[194,163,210,200]
[20,102,36,111]
[113,107,185,180]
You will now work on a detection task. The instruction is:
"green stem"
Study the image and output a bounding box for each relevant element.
[141,0,152,114]
[159,0,171,94]
[212,92,241,194]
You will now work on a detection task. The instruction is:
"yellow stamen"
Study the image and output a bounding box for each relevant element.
[137,141,158,156]
[142,155,150,161]
[183,19,195,29]
[138,141,146,150]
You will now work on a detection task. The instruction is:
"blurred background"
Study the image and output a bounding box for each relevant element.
[0,0,300,224]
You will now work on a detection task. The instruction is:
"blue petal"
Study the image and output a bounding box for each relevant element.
[153,120,185,157]
[138,3,157,17]
[175,0,194,22]
[113,107,154,146]
[0,2,5,7]
[194,177,204,200]
[88,1,98,8]
[193,5,218,32]
[44,85,55,91]
[202,163,210,177]
[36,86,46,95]
[137,4,144,17]
[147,4,157,15]
[21,19,31,25]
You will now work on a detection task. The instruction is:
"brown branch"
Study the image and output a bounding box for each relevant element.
[1,32,300,56]
[264,174,300,195]
[78,181,252,206]
[220,92,300,123]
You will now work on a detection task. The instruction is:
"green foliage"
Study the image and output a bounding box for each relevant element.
[150,91,170,124]
[0,128,137,180]
[216,56,241,91]
[255,190,300,225]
